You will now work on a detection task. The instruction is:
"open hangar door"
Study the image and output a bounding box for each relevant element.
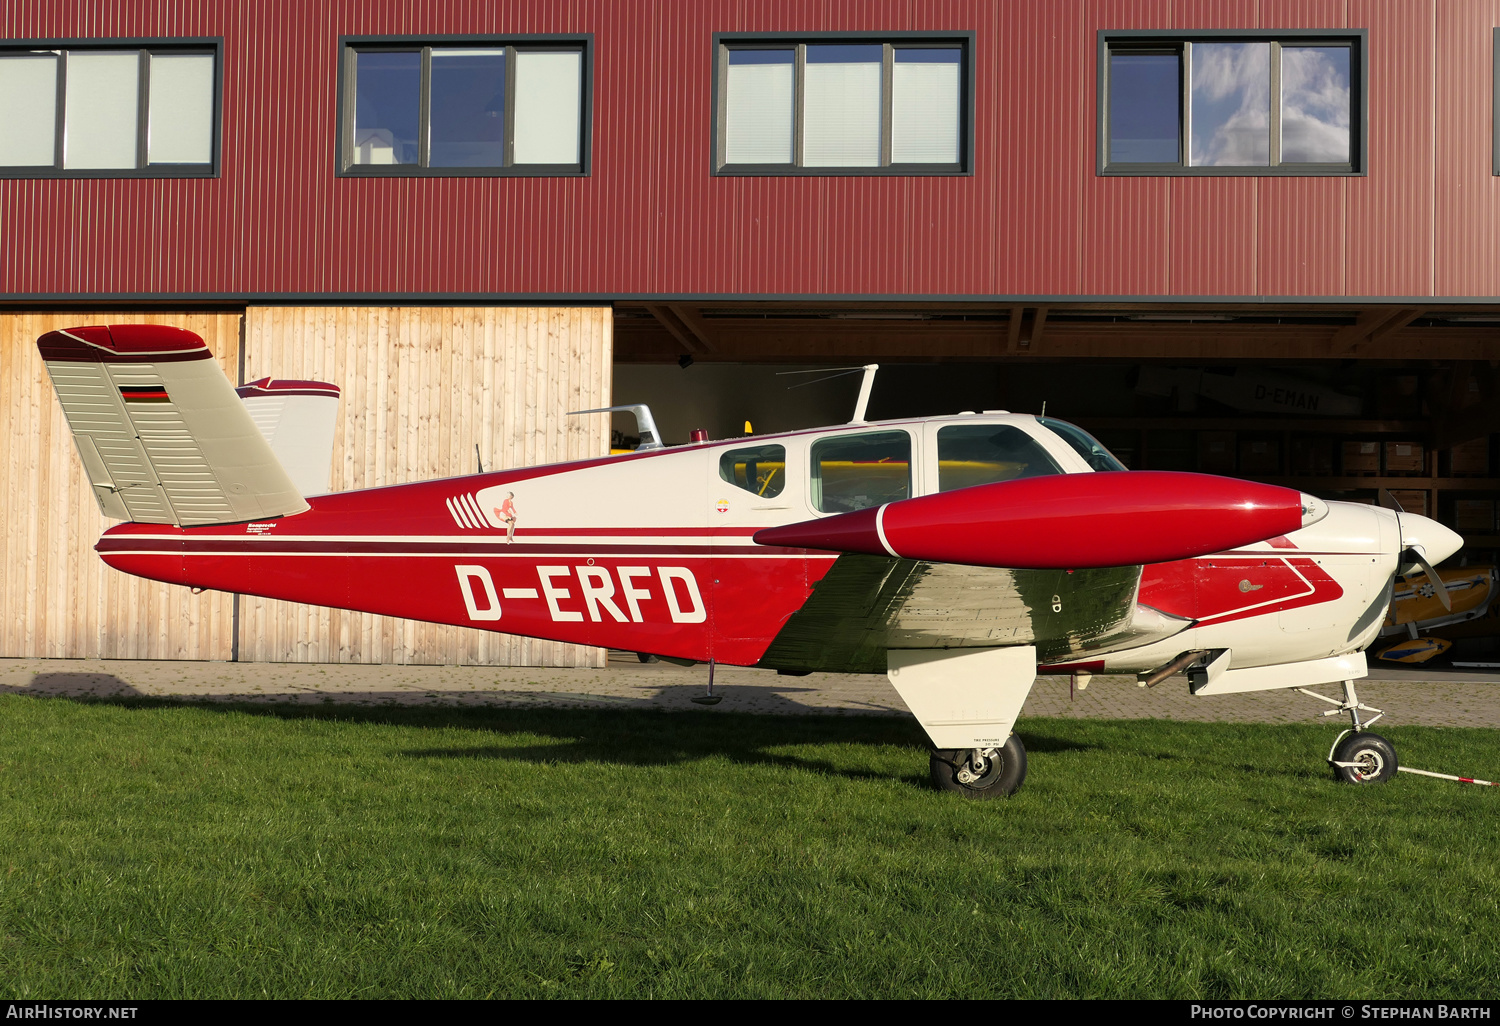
[613,301,1500,666]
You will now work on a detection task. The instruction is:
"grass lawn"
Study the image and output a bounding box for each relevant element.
[1,692,1498,999]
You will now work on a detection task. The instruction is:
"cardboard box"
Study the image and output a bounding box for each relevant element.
[1384,441,1425,474]
[1198,431,1236,474]
[1238,438,1280,474]
[1387,489,1428,516]
[1342,440,1380,474]
[1290,437,1336,476]
[1454,499,1496,532]
[1449,437,1490,476]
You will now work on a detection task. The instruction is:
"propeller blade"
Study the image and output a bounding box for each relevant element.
[1408,549,1453,612]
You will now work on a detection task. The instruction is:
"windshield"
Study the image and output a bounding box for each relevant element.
[1039,418,1128,472]
[936,424,1061,490]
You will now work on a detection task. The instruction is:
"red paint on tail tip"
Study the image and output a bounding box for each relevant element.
[236,377,341,399]
[38,324,209,363]
[754,471,1305,570]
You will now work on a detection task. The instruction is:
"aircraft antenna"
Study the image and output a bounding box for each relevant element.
[475,444,484,474]
[567,404,664,450]
[850,364,879,423]
[777,364,879,423]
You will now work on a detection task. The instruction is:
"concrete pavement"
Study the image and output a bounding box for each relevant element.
[2,655,1497,728]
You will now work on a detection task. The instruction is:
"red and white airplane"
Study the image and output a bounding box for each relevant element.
[38,325,1465,797]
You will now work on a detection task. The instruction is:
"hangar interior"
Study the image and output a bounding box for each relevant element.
[614,301,1500,661]
[8,301,1500,665]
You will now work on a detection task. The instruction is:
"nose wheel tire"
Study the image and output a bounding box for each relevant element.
[1330,731,1398,784]
[930,734,1028,798]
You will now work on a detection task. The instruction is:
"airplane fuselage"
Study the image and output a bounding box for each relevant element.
[96,413,1411,677]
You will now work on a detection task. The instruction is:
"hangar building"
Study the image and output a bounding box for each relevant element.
[3,0,1499,666]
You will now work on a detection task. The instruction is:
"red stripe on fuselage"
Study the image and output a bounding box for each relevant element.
[96,538,813,558]
[1140,555,1345,625]
[96,488,827,665]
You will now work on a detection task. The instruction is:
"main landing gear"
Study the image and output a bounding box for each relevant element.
[885,646,1038,799]
[1297,680,1399,784]
[929,735,1028,798]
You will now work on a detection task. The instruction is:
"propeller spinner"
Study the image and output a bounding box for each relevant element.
[1388,499,1465,613]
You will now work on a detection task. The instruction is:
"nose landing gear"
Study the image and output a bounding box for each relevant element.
[1329,730,1399,784]
[1296,680,1399,784]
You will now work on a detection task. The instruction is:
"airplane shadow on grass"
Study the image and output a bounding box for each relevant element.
[8,673,1096,791]
[395,688,1097,788]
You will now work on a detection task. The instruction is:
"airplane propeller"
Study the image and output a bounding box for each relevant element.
[1402,547,1454,612]
[1380,489,1454,612]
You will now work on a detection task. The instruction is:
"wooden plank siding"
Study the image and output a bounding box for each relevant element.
[0,312,242,660]
[236,306,613,667]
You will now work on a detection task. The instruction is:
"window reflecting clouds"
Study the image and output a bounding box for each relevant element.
[1106,35,1357,173]
[1189,42,1270,166]
[1280,46,1350,163]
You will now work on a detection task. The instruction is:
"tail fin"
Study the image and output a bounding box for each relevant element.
[38,324,310,526]
[236,378,341,497]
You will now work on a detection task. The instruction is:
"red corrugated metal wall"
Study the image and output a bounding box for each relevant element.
[2,0,1497,299]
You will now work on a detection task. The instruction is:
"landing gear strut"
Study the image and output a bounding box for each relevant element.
[1297,680,1399,784]
[930,734,1028,798]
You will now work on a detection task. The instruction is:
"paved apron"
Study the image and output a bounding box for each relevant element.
[2,657,1496,728]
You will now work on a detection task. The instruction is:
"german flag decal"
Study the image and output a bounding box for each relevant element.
[119,385,171,403]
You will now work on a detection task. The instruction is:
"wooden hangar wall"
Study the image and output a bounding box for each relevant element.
[0,307,612,665]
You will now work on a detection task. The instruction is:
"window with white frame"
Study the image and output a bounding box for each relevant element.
[1099,31,1364,175]
[715,35,971,174]
[0,42,218,176]
[340,37,589,175]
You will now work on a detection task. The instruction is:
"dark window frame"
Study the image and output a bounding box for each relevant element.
[1493,28,1500,176]
[1097,28,1368,177]
[0,37,223,180]
[711,31,975,177]
[336,33,592,179]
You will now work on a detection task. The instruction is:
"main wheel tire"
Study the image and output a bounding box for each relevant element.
[1331,731,1398,784]
[930,734,1028,798]
[636,652,659,663]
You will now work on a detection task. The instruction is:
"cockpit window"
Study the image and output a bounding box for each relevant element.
[937,424,1062,491]
[810,430,911,513]
[1039,417,1128,472]
[719,444,786,498]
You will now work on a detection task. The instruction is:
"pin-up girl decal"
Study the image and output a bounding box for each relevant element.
[495,492,518,543]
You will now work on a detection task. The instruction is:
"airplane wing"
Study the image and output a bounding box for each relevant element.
[38,325,310,526]
[757,553,1190,673]
[753,469,1324,671]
